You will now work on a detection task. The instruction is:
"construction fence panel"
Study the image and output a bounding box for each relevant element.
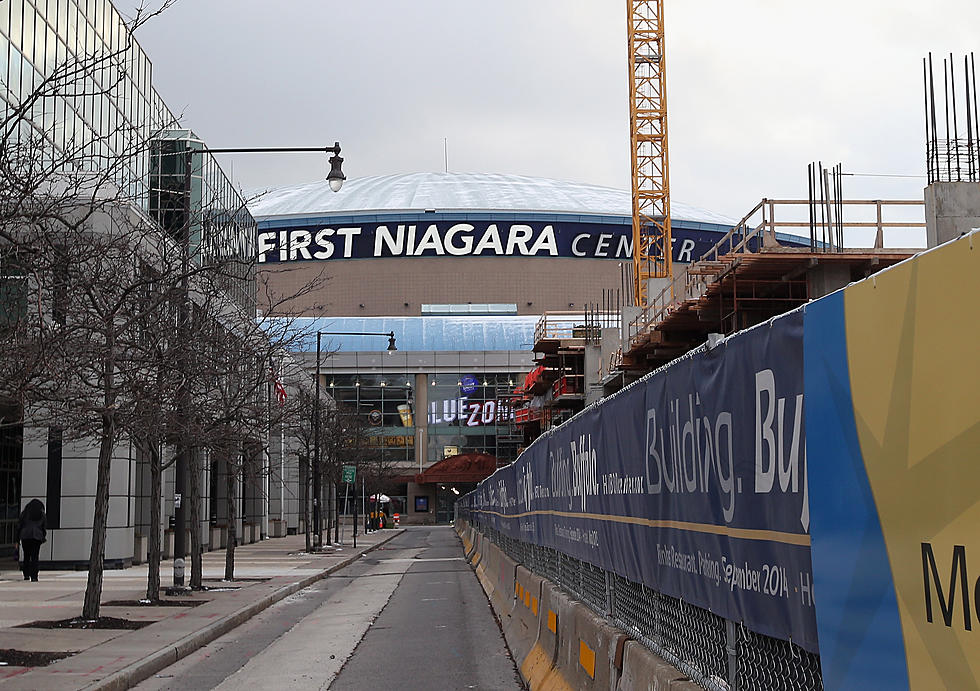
[480,523,819,691]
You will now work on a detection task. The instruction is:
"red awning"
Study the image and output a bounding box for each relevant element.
[414,452,498,484]
[524,365,546,390]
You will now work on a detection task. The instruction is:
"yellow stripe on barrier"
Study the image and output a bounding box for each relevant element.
[521,642,574,691]
[469,508,810,546]
[525,591,531,608]
[531,596,539,616]
[548,610,557,634]
[579,640,596,679]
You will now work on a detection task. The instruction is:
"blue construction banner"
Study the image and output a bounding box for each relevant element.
[461,310,817,652]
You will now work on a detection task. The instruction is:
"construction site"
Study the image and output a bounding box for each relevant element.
[505,25,977,452]
[455,4,980,691]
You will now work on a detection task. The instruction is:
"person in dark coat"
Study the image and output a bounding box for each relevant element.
[18,499,46,582]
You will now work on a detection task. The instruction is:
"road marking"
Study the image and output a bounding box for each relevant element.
[377,557,463,563]
[210,548,423,691]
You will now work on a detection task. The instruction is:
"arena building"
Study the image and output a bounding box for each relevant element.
[251,172,743,317]
[251,173,810,523]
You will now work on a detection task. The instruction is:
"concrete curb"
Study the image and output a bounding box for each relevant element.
[82,529,405,691]
[461,521,702,691]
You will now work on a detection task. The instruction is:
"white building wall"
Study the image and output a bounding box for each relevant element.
[21,427,136,567]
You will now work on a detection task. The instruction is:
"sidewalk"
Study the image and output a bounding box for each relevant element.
[0,529,404,690]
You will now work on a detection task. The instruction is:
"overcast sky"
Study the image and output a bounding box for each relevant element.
[125,1,980,220]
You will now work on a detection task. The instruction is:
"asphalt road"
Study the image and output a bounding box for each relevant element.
[136,526,523,691]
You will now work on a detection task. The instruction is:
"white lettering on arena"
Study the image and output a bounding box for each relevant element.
[616,234,632,258]
[414,224,446,255]
[257,222,654,262]
[312,228,336,259]
[407,225,417,255]
[335,227,362,258]
[289,229,313,260]
[506,225,534,255]
[473,225,504,255]
[444,223,474,256]
[527,225,558,256]
[677,239,696,263]
[375,225,404,256]
[595,233,613,257]
[257,232,277,263]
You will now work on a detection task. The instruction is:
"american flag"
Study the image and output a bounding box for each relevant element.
[270,365,287,406]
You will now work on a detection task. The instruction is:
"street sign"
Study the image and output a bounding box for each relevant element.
[341,465,356,483]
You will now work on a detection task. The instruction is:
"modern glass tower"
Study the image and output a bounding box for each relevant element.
[1,1,272,563]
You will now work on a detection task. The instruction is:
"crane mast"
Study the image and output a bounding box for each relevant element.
[628,0,672,307]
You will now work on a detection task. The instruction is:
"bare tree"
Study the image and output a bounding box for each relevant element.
[1,192,193,618]
[1,0,338,616]
[287,386,325,554]
[177,268,326,582]
[0,1,260,618]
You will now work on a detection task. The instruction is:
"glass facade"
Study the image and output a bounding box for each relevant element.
[1,2,256,314]
[426,372,520,466]
[0,0,170,205]
[0,419,22,555]
[1,1,262,553]
[328,375,416,468]
[327,370,521,473]
[149,131,257,311]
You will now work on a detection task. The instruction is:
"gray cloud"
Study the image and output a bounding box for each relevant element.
[126,0,978,221]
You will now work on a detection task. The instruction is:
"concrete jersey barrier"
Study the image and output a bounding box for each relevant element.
[461,522,705,691]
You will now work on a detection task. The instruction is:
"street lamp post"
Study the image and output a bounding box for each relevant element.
[170,141,345,587]
[312,331,396,550]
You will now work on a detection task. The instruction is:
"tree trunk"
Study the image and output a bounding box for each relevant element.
[83,341,117,621]
[82,411,115,620]
[302,456,311,554]
[324,473,332,546]
[145,440,162,603]
[188,447,203,589]
[333,482,340,544]
[224,451,237,581]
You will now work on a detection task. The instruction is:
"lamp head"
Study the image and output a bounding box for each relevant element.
[327,144,346,192]
[387,333,397,351]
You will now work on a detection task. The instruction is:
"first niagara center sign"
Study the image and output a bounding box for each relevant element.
[256,221,716,264]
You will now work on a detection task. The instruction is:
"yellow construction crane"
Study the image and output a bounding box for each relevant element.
[628,0,672,307]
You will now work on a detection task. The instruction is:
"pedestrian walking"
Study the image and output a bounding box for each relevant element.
[18,499,46,582]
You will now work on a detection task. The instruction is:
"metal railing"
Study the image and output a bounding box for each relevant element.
[478,524,822,691]
[533,311,620,345]
[628,198,926,345]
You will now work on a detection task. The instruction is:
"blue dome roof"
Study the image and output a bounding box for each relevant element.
[248,172,736,226]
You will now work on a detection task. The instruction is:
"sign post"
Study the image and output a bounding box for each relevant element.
[341,465,355,546]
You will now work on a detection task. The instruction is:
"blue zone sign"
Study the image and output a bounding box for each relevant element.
[256,221,742,264]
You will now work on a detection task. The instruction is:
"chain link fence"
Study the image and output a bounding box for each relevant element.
[480,525,822,691]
